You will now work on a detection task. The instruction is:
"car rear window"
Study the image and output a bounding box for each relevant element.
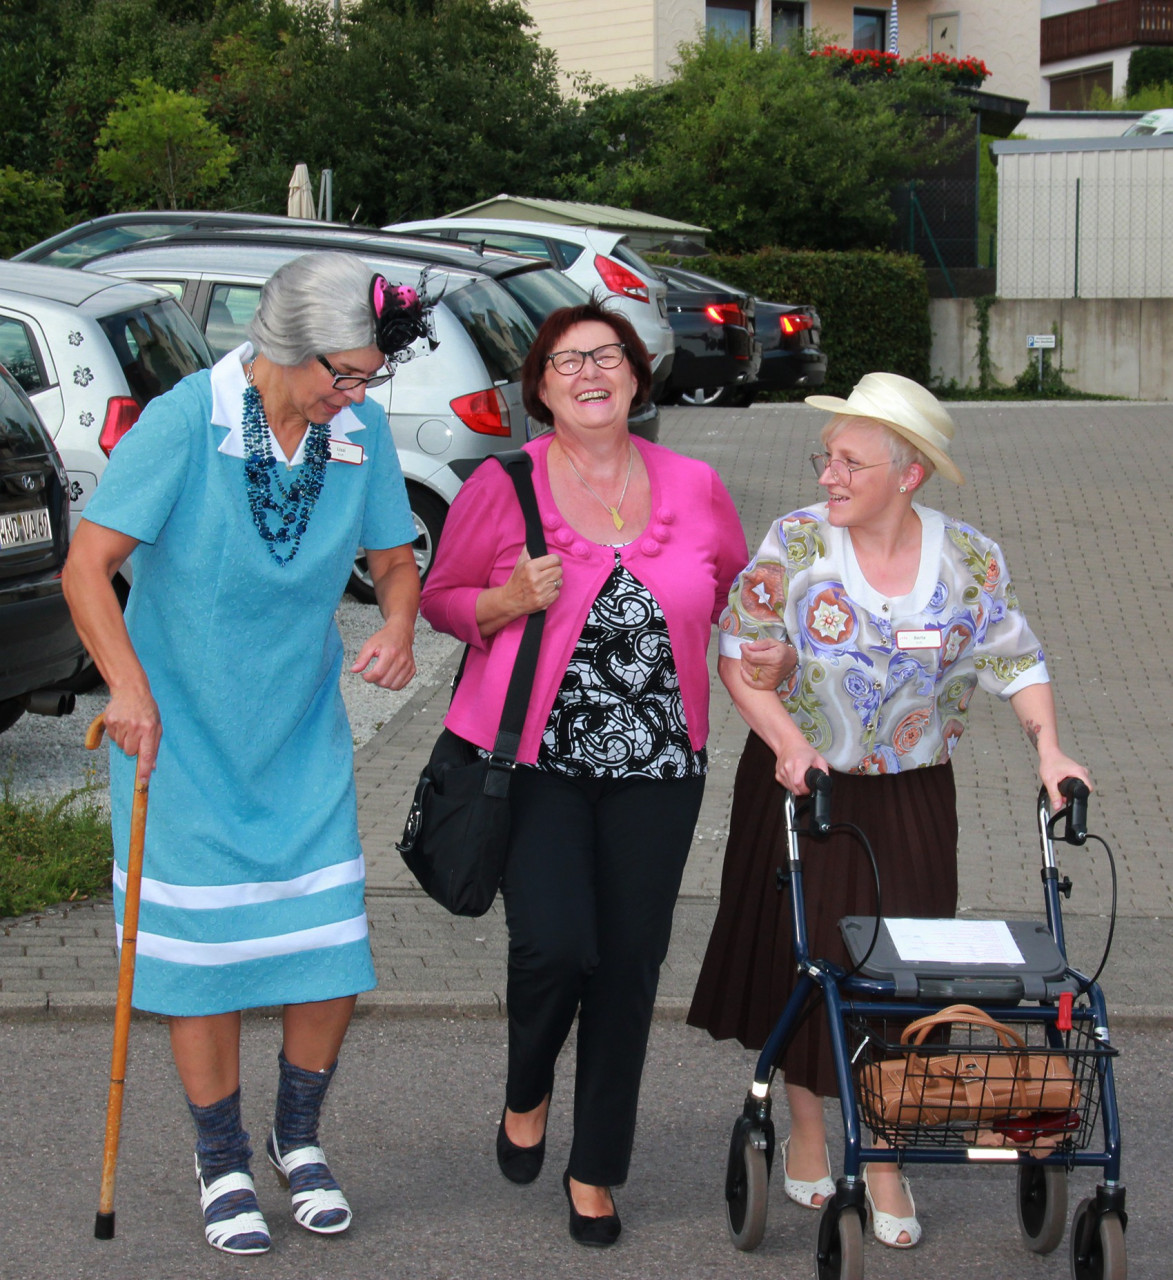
[442,279,535,384]
[0,368,52,459]
[547,239,585,269]
[612,242,660,280]
[97,298,212,406]
[499,266,589,326]
[34,223,199,269]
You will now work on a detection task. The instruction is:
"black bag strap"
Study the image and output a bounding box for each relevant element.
[461,450,547,780]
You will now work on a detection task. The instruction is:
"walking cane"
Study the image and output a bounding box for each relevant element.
[86,712,150,1241]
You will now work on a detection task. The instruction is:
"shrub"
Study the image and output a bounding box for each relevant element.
[0,168,66,258]
[1126,47,1173,98]
[649,249,930,396]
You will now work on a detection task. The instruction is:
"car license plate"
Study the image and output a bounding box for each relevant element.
[0,506,52,551]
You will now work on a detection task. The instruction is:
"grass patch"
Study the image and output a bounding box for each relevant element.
[0,782,113,918]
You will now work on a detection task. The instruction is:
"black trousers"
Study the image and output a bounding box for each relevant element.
[501,767,705,1186]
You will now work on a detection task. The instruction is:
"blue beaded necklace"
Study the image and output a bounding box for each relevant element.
[241,364,330,566]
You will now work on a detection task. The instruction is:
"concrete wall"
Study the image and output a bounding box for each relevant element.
[930,296,1173,399]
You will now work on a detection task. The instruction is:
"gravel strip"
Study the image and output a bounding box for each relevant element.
[0,597,460,802]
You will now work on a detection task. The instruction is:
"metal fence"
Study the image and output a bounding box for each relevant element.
[994,141,1173,299]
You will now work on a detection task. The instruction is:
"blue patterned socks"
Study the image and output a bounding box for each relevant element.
[268,1051,351,1233]
[188,1088,270,1254]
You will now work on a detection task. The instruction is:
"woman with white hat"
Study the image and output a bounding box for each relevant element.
[688,373,1091,1249]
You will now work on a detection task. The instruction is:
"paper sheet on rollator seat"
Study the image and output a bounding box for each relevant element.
[885,918,1026,966]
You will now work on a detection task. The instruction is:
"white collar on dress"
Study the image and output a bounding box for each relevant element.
[210,342,367,466]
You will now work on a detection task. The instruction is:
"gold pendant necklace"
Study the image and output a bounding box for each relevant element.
[563,443,634,531]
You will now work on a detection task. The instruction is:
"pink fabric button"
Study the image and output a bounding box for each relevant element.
[543,514,560,530]
[641,539,661,556]
[656,508,675,524]
[572,541,590,558]
[652,524,670,542]
[554,528,574,547]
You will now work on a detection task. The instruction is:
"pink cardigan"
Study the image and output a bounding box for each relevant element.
[420,433,748,763]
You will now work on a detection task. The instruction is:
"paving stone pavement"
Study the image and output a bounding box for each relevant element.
[3,403,1171,1020]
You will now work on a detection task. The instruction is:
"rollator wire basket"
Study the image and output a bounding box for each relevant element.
[849,1004,1114,1153]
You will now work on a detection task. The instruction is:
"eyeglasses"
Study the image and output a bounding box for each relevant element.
[809,451,890,484]
[317,355,394,391]
[546,343,626,376]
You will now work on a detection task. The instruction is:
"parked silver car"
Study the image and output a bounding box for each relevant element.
[388,217,677,399]
[0,263,214,539]
[80,236,587,591]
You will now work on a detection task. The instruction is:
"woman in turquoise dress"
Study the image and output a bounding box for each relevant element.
[63,253,426,1255]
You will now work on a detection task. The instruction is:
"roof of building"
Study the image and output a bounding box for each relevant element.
[444,194,709,235]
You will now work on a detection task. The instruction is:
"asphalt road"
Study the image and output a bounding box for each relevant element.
[0,1013,1161,1280]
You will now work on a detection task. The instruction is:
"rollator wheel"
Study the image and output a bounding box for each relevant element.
[1069,1197,1127,1280]
[725,1127,769,1251]
[815,1199,864,1280]
[1018,1164,1068,1254]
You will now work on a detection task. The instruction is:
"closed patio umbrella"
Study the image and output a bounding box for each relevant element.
[287,164,315,219]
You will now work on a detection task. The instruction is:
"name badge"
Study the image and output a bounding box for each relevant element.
[895,629,942,651]
[329,439,365,465]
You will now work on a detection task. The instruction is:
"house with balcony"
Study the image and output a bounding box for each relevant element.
[1041,0,1173,107]
[523,2,1041,107]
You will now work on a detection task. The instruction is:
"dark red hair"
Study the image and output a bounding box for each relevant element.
[521,299,653,427]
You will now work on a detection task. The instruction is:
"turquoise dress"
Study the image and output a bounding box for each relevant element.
[83,345,415,1016]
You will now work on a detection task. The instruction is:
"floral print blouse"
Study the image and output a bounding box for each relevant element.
[717,503,1049,774]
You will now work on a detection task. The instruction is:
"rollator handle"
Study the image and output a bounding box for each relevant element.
[804,767,832,840]
[1057,776,1089,846]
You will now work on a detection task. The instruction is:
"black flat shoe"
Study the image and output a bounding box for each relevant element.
[496,1105,546,1185]
[562,1170,621,1247]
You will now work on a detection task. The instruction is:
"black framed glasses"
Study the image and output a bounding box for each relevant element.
[546,343,626,376]
[317,355,394,391]
[809,451,890,484]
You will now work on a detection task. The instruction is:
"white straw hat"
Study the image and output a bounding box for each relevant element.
[805,372,963,485]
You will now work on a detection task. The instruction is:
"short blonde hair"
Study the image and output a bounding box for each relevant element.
[822,413,936,482]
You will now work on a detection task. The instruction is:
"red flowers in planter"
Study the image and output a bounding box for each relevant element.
[810,44,990,87]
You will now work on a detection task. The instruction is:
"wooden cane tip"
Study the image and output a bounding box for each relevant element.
[84,713,107,751]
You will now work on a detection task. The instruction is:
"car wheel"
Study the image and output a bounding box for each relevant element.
[0,699,25,734]
[677,385,736,408]
[346,486,448,603]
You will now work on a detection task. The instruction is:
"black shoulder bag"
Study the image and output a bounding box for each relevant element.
[396,451,547,916]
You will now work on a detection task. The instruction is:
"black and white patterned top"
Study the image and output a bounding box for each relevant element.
[537,550,707,780]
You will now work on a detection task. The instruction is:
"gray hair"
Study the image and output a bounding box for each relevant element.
[822,413,936,482]
[248,252,376,366]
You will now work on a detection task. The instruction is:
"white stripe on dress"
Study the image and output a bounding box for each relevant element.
[116,913,370,966]
[112,854,365,909]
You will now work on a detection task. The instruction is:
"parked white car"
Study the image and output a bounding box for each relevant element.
[0,262,213,541]
[1122,109,1173,136]
[387,217,676,398]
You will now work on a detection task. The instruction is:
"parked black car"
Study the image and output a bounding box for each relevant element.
[657,270,759,406]
[0,363,85,734]
[656,265,826,406]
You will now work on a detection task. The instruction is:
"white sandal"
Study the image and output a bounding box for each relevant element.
[781,1137,836,1209]
[267,1128,352,1234]
[862,1167,922,1248]
[195,1158,271,1255]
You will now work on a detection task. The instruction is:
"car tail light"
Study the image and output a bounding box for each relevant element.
[704,302,746,326]
[99,397,142,456]
[594,255,650,303]
[780,313,814,335]
[451,387,512,436]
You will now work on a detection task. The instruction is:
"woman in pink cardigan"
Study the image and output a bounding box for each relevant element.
[421,300,747,1247]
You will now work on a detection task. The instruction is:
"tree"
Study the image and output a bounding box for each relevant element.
[96,78,236,209]
[567,35,968,253]
[0,168,67,257]
[305,0,588,224]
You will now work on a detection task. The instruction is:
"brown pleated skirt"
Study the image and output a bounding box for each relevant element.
[687,731,958,1098]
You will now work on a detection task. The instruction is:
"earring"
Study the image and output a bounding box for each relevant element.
[899,485,907,493]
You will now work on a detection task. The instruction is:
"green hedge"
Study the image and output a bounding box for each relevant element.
[647,248,930,397]
[0,168,66,259]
